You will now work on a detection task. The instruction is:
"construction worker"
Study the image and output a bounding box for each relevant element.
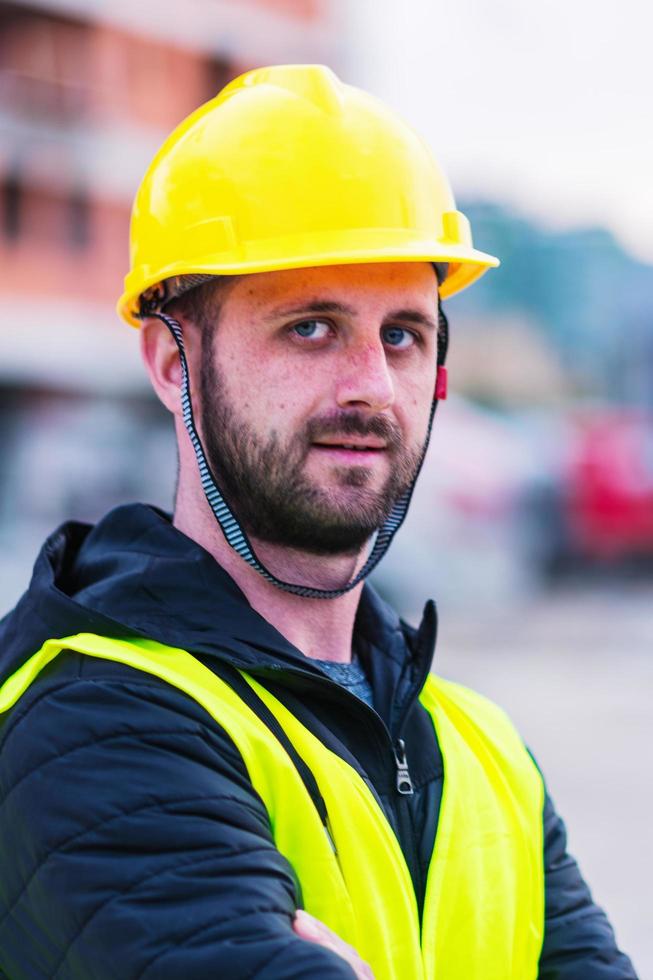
[0,65,636,979]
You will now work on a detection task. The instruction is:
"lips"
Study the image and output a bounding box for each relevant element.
[304,411,401,460]
[311,438,386,452]
[309,439,388,467]
[311,444,385,456]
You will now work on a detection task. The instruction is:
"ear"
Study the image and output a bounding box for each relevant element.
[140,317,184,416]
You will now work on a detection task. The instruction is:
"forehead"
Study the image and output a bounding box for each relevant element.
[226,262,438,313]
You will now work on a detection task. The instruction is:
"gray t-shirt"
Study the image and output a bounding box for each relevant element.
[311,657,374,709]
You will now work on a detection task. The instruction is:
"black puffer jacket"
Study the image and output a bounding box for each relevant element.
[0,505,636,978]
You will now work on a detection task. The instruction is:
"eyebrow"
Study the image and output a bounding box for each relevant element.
[264,299,438,332]
[385,309,438,332]
[263,300,357,321]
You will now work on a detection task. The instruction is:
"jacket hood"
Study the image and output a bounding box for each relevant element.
[0,504,436,692]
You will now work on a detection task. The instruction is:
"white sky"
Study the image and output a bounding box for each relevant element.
[342,0,653,263]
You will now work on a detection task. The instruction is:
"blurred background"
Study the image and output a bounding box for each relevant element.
[0,0,650,971]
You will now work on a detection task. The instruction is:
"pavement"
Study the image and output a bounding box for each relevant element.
[433,581,653,977]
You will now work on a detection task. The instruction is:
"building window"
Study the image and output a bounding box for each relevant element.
[0,2,90,123]
[69,187,90,249]
[2,170,21,241]
[205,55,237,100]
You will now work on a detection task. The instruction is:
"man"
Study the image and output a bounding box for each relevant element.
[0,65,636,979]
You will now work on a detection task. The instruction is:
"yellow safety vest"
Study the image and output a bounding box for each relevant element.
[0,633,545,979]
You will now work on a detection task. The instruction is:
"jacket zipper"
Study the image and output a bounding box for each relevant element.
[251,663,431,912]
[253,606,437,897]
[263,664,420,809]
[241,602,436,806]
[393,737,414,795]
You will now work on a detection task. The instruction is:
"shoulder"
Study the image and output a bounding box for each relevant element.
[422,673,545,814]
[1,640,252,739]
[423,672,531,745]
[0,647,253,814]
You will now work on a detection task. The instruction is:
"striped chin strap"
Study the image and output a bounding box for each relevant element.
[153,303,448,599]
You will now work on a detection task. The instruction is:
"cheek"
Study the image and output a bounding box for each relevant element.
[396,375,435,445]
[219,344,320,425]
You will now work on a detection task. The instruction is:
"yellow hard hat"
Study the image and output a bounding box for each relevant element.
[117,64,499,327]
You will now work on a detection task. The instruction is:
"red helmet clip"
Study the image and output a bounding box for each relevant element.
[435,365,448,400]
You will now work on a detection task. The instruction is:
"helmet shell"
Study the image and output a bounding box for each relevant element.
[118,64,499,327]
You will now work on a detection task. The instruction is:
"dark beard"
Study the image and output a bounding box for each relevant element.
[199,354,422,556]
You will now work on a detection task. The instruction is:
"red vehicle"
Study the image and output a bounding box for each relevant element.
[526,407,653,577]
[564,409,653,562]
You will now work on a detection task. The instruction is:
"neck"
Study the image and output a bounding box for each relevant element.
[173,482,364,664]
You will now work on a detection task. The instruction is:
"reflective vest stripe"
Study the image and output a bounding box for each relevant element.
[0,633,545,979]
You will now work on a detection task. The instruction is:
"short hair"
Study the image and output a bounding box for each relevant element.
[165,275,240,333]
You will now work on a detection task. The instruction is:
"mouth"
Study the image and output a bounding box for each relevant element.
[310,438,387,463]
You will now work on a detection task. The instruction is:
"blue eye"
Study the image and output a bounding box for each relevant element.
[383,326,415,349]
[291,319,331,340]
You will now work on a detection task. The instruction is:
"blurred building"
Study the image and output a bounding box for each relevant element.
[0,0,341,385]
[0,0,343,605]
[448,201,653,409]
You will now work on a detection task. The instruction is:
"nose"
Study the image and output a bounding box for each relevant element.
[334,340,395,412]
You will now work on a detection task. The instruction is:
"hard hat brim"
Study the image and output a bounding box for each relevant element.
[118,242,499,328]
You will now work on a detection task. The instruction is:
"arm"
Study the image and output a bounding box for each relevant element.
[539,789,638,979]
[0,658,356,980]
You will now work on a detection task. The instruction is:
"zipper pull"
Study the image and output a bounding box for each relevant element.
[393,738,414,796]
